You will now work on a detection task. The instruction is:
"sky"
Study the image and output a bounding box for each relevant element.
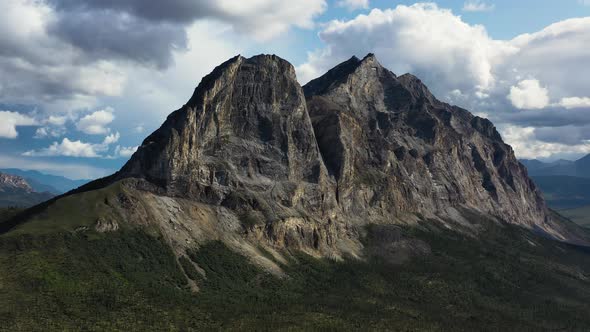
[1,0,590,180]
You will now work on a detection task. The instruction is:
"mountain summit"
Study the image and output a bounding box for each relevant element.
[5,54,588,263]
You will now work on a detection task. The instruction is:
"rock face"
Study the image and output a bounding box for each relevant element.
[304,54,546,228]
[20,53,586,264]
[115,55,346,255]
[0,173,34,193]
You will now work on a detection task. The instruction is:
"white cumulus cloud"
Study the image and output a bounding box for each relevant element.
[24,132,120,158]
[114,145,138,158]
[508,79,550,110]
[102,132,120,145]
[23,138,101,158]
[558,97,590,109]
[297,3,515,93]
[76,107,115,135]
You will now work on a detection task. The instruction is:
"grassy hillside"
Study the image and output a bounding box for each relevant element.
[0,207,23,224]
[0,191,55,209]
[1,215,590,331]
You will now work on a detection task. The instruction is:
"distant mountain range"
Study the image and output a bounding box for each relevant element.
[521,154,590,178]
[0,172,55,207]
[0,169,90,194]
[521,155,590,227]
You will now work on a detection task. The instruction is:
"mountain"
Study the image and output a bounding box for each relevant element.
[2,54,590,330]
[521,154,590,178]
[0,172,55,207]
[0,168,90,193]
[69,53,582,247]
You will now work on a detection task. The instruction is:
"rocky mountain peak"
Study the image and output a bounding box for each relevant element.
[118,54,330,211]
[44,53,585,261]
[0,173,34,193]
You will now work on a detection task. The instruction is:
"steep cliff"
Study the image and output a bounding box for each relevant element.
[304,54,549,230]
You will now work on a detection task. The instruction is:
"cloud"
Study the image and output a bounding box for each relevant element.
[24,132,120,158]
[0,111,38,138]
[462,1,495,12]
[337,0,369,11]
[0,0,126,109]
[76,107,115,135]
[34,126,66,139]
[102,132,120,145]
[46,115,68,126]
[508,79,550,109]
[24,138,102,157]
[558,97,590,109]
[296,5,590,159]
[48,10,188,69]
[534,125,590,145]
[47,0,327,41]
[297,4,515,92]
[501,125,590,159]
[114,145,138,158]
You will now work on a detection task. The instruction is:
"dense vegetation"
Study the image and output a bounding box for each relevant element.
[1,214,590,331]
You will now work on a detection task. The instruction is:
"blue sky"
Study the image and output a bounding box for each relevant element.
[1,0,590,179]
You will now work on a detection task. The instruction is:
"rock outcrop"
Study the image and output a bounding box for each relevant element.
[0,173,34,193]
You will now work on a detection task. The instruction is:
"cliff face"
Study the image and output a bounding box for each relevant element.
[304,54,547,229]
[11,54,585,266]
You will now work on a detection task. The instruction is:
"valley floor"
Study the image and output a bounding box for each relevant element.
[1,212,590,331]
[559,205,590,229]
